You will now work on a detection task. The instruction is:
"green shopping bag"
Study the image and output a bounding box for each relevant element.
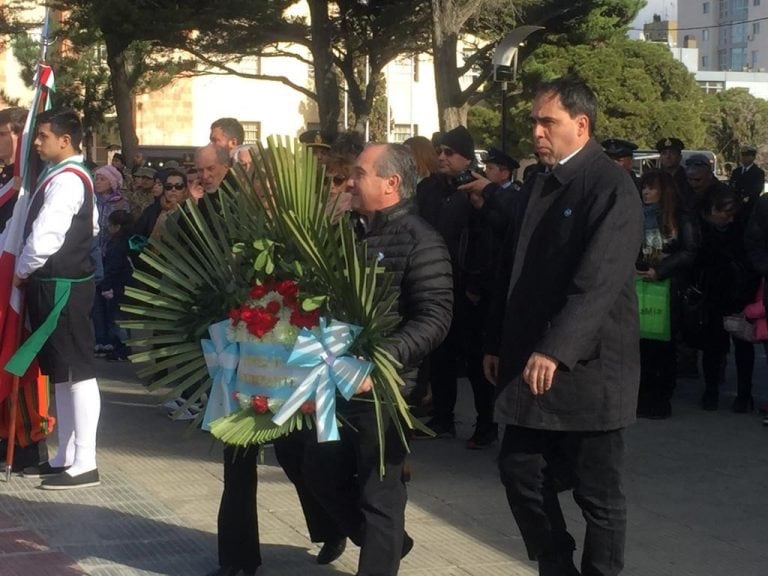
[635,278,671,341]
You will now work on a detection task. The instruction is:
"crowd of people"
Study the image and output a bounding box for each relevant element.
[1,73,768,576]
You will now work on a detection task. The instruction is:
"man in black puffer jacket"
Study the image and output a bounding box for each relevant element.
[306,143,453,576]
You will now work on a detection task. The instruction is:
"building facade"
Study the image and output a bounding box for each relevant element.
[678,0,768,72]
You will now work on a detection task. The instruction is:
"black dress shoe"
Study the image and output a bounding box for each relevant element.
[401,533,414,558]
[204,567,243,576]
[23,461,70,478]
[317,537,346,565]
[40,468,100,490]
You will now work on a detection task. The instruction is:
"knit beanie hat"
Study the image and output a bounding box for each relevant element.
[95,164,123,192]
[440,126,475,161]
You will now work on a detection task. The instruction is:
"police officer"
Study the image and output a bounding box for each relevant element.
[602,138,640,190]
[655,137,687,204]
[729,144,765,217]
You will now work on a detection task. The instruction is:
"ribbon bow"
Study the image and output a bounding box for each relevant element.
[272,318,372,442]
[201,319,240,431]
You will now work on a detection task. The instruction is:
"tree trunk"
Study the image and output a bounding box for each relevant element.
[431,2,467,131]
[307,0,341,136]
[104,35,139,170]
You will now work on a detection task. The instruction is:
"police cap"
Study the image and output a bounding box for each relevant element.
[655,137,685,152]
[485,147,519,171]
[601,138,638,159]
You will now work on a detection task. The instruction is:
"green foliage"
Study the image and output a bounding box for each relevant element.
[702,88,768,162]
[504,39,707,158]
[122,139,413,469]
[468,104,502,150]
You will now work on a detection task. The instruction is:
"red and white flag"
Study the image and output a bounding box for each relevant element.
[0,64,55,443]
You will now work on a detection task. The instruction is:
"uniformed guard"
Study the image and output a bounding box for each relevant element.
[602,138,640,190]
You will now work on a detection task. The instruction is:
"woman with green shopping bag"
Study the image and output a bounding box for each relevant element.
[636,170,700,418]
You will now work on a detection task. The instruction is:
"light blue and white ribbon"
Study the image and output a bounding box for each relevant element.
[201,319,239,431]
[272,318,372,442]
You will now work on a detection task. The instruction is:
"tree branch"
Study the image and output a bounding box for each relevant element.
[184,48,316,101]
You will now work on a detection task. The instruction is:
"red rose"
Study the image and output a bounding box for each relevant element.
[228,307,241,325]
[300,400,316,414]
[290,308,320,329]
[282,291,298,309]
[266,300,281,314]
[249,283,268,300]
[276,279,298,298]
[245,306,279,338]
[251,395,269,414]
[239,306,256,323]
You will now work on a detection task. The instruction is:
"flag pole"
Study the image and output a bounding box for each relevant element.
[4,7,51,482]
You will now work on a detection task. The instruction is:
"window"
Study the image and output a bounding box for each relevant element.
[391,124,418,143]
[702,55,709,67]
[699,80,725,93]
[702,29,710,41]
[756,0,761,5]
[703,1,710,13]
[753,22,760,35]
[241,121,261,144]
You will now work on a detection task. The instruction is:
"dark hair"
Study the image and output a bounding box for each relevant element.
[112,152,124,162]
[210,117,244,146]
[107,209,133,229]
[331,131,365,157]
[639,170,678,237]
[36,108,83,151]
[161,168,188,187]
[0,107,28,134]
[705,187,741,215]
[535,76,598,135]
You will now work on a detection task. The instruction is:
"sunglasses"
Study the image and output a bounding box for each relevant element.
[164,183,185,191]
[328,174,347,186]
[438,146,456,157]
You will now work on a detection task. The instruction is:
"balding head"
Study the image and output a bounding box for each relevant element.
[195,144,230,193]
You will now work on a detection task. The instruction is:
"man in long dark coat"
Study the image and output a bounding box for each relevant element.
[483,77,642,576]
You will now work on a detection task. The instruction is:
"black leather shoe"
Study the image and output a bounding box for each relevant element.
[204,567,242,576]
[317,537,346,565]
[732,395,754,413]
[40,468,100,490]
[23,461,70,478]
[401,533,414,558]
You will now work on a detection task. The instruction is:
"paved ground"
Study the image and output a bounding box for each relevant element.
[1,347,767,576]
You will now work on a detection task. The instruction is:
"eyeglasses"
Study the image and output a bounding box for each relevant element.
[438,147,456,157]
[164,183,185,191]
[328,174,347,186]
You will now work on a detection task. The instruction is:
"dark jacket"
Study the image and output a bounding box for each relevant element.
[486,139,643,431]
[356,198,453,389]
[729,163,765,212]
[655,210,701,282]
[415,172,470,290]
[100,233,133,293]
[694,211,759,316]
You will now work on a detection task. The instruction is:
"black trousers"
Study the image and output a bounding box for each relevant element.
[638,338,676,415]
[273,430,346,543]
[499,425,626,576]
[304,404,408,576]
[217,445,261,572]
[702,336,755,400]
[431,296,495,429]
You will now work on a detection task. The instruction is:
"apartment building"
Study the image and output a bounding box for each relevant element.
[678,0,768,71]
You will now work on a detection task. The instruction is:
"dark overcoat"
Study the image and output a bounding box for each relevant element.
[486,139,643,431]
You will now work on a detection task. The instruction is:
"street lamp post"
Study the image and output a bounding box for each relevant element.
[491,26,545,152]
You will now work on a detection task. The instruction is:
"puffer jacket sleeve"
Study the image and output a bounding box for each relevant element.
[382,229,453,371]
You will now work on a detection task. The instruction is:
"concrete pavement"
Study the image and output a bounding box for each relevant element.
[1,348,767,576]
